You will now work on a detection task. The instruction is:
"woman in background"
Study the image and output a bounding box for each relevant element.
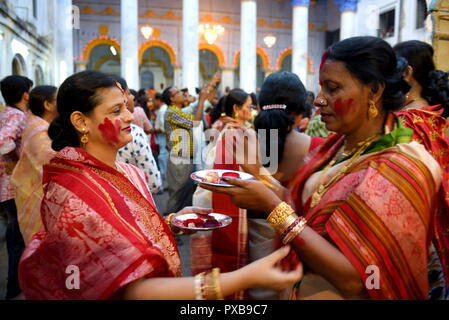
[11,85,58,244]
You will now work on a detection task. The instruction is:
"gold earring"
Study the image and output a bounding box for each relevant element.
[368,100,378,119]
[80,128,89,148]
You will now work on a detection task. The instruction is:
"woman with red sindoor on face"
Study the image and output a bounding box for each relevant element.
[17,70,302,300]
[202,36,446,300]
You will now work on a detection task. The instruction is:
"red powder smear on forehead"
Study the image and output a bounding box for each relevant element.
[319,50,329,72]
[334,98,354,116]
[98,118,121,144]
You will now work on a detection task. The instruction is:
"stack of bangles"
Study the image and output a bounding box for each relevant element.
[164,213,184,236]
[267,202,307,244]
[194,268,224,300]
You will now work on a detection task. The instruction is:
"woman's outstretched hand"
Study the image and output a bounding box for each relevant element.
[200,178,282,215]
[239,246,303,291]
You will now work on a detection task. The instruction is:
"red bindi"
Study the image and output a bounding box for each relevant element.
[334,98,354,116]
[98,118,121,144]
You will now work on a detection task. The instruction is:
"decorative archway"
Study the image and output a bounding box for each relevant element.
[233,46,271,70]
[138,39,177,65]
[12,54,26,76]
[81,36,121,61]
[199,43,226,67]
[276,48,292,70]
[35,65,44,85]
[139,42,175,89]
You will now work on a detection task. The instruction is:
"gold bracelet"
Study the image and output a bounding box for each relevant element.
[267,202,295,231]
[165,213,183,236]
[212,268,224,300]
[202,268,224,300]
[203,271,215,300]
[277,214,299,236]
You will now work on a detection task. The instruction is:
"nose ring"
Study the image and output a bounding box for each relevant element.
[318,98,327,105]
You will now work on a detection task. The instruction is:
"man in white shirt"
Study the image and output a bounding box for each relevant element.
[154,93,168,190]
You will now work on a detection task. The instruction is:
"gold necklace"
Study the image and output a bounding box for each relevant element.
[339,134,380,160]
[309,134,380,208]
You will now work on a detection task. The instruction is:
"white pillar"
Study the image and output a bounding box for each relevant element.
[54,0,74,85]
[182,0,199,93]
[240,0,257,93]
[338,1,359,40]
[120,0,139,90]
[174,66,182,88]
[221,68,235,91]
[292,1,309,85]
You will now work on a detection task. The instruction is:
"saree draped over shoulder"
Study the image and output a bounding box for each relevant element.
[395,106,449,299]
[19,147,181,300]
[289,114,442,300]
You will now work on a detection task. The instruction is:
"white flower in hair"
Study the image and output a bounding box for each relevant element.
[262,104,287,111]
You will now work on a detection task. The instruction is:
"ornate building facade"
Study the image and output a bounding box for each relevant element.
[1,0,448,97]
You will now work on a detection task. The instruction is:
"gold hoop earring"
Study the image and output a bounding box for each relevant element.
[80,128,89,148]
[368,100,378,119]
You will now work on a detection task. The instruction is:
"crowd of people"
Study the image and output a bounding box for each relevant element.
[0,36,448,300]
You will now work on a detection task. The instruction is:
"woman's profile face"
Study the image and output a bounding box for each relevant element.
[236,96,253,122]
[315,60,372,135]
[84,86,134,150]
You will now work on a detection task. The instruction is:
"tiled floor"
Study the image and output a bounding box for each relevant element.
[0,189,192,300]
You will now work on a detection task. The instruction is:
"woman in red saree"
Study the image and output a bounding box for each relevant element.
[18,71,302,300]
[201,37,443,300]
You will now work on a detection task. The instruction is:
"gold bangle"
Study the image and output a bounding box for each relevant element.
[202,268,224,300]
[212,268,224,300]
[277,214,299,235]
[165,213,183,236]
[203,271,215,300]
[267,202,295,231]
[165,213,176,226]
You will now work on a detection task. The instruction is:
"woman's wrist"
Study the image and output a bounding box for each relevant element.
[229,265,253,290]
[264,195,282,214]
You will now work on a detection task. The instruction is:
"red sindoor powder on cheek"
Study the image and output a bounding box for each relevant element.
[334,98,354,117]
[98,118,121,144]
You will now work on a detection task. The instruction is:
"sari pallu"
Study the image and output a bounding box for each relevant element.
[211,130,248,300]
[19,147,181,300]
[395,106,449,298]
[289,118,441,299]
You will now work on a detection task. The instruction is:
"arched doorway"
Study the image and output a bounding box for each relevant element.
[87,44,120,75]
[35,65,44,85]
[277,48,292,73]
[12,54,26,76]
[199,49,219,87]
[140,46,174,90]
[81,37,121,76]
